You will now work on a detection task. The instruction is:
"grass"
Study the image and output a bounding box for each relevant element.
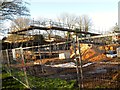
[28,75,76,89]
[2,69,77,89]
[2,70,27,90]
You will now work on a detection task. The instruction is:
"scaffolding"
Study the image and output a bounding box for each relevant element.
[2,23,120,89]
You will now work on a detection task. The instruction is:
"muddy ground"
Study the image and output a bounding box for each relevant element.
[9,44,120,88]
[23,57,120,88]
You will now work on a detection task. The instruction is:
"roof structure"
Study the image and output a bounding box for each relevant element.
[8,25,100,36]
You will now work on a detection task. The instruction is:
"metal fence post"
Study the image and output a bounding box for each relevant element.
[73,38,81,90]
[6,49,11,75]
[77,36,84,89]
[20,47,30,88]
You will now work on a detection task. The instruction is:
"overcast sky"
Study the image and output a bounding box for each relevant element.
[27,0,120,33]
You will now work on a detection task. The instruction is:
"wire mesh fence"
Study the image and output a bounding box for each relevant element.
[1,24,120,89]
[2,42,78,89]
[2,42,120,89]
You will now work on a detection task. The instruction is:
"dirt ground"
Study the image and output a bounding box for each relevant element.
[83,58,120,88]
[22,57,120,88]
[32,44,120,88]
[10,44,120,88]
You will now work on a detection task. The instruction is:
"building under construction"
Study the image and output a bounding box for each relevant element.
[1,24,120,89]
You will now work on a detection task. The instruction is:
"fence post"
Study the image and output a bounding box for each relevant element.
[77,36,84,89]
[38,48,44,73]
[73,38,81,90]
[6,49,11,75]
[0,50,2,90]
[20,47,30,88]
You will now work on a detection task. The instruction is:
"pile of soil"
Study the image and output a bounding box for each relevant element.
[82,45,109,62]
[40,44,119,64]
[82,44,120,62]
[70,44,111,62]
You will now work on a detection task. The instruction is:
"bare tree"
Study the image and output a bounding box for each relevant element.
[76,15,92,32]
[76,16,83,31]
[82,15,92,32]
[7,17,31,47]
[35,17,54,40]
[10,17,30,32]
[0,0,30,35]
[0,0,30,21]
[57,13,78,40]
[58,13,77,29]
